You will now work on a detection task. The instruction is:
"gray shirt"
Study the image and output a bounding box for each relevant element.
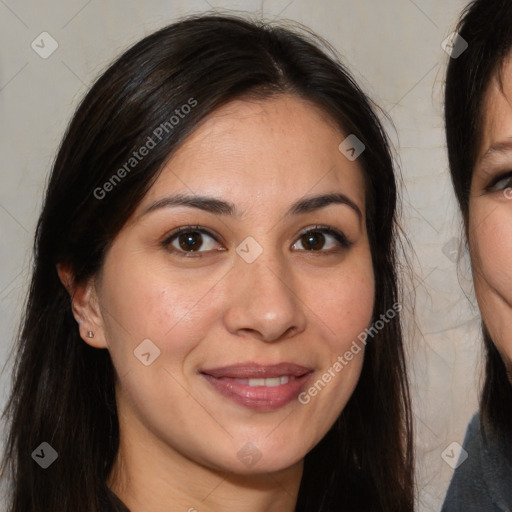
[441,413,512,512]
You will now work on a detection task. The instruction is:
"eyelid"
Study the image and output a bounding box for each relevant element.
[161,224,352,257]
[485,170,512,191]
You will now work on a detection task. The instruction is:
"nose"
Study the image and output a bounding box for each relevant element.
[223,252,307,343]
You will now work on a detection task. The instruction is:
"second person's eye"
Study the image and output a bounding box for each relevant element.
[487,171,512,192]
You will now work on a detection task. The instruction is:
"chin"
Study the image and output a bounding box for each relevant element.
[204,442,307,476]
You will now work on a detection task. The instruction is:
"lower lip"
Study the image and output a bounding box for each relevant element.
[201,373,312,410]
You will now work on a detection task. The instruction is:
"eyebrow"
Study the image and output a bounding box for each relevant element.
[141,192,363,220]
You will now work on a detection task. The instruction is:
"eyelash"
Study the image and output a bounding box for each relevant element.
[161,224,352,258]
[486,171,512,192]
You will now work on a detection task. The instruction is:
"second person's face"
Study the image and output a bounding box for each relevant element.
[469,56,512,379]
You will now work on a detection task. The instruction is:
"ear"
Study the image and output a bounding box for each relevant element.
[57,263,108,349]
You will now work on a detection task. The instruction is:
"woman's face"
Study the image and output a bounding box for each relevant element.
[469,56,512,378]
[86,94,374,475]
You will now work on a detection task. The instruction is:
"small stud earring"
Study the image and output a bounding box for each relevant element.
[87,331,94,338]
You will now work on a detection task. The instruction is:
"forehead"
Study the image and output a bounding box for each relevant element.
[138,94,366,215]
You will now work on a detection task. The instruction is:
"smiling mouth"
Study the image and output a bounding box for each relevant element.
[200,363,313,410]
[226,375,296,387]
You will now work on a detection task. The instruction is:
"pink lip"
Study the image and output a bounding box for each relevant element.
[201,363,313,410]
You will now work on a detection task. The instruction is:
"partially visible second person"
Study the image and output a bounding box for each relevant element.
[442,1,512,510]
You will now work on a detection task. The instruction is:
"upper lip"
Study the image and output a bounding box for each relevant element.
[201,363,313,379]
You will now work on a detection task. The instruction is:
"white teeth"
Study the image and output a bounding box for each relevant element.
[247,376,295,387]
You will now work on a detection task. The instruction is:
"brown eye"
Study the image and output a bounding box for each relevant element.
[300,231,326,251]
[292,226,352,252]
[163,226,221,257]
[177,231,203,251]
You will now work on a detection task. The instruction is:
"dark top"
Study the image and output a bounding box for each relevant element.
[106,488,130,511]
[441,413,512,512]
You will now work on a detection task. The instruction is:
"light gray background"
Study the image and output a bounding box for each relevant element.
[0,1,481,511]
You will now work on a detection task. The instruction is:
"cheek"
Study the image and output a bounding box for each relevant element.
[98,252,226,368]
[470,205,512,363]
[323,255,375,347]
[470,209,512,300]
[306,251,375,381]
[296,258,374,428]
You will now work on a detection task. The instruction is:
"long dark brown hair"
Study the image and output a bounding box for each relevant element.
[445,0,512,440]
[1,13,413,511]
